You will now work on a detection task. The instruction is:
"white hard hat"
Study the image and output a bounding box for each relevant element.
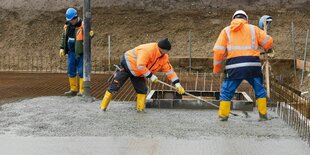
[232,10,248,21]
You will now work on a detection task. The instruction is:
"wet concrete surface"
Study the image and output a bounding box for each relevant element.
[0,136,309,155]
[0,96,309,154]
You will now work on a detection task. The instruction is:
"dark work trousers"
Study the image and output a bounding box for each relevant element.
[108,57,147,94]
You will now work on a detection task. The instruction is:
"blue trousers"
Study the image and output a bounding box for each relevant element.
[67,51,83,78]
[220,77,266,101]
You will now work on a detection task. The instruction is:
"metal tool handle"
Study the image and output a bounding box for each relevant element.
[158,80,220,108]
[157,80,240,116]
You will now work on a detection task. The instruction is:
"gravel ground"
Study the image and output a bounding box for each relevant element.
[0,96,309,155]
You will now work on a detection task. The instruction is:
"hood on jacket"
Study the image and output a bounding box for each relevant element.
[230,19,248,32]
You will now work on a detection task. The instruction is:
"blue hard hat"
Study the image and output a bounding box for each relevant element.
[66,8,77,21]
[259,15,272,30]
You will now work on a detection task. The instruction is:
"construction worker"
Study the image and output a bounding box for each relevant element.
[213,10,273,121]
[259,15,272,31]
[59,8,86,96]
[100,38,185,112]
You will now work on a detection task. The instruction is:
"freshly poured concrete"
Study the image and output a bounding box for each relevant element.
[0,96,309,155]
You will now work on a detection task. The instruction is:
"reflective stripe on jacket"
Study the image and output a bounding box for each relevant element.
[124,43,179,83]
[213,19,273,79]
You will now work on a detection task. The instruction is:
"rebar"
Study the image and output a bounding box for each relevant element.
[271,76,310,146]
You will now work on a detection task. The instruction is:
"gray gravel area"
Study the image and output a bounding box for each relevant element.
[0,96,309,155]
[0,96,299,138]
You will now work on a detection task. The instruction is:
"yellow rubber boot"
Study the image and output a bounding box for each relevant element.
[65,76,78,96]
[218,101,231,121]
[257,98,268,121]
[77,78,84,96]
[100,91,113,111]
[136,94,146,112]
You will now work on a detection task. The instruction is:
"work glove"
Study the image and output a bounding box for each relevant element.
[150,74,158,83]
[59,49,65,58]
[89,30,95,39]
[266,48,273,53]
[261,48,273,55]
[175,83,185,95]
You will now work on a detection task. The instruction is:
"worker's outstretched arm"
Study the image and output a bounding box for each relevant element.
[213,29,228,74]
[256,26,273,50]
[162,61,185,94]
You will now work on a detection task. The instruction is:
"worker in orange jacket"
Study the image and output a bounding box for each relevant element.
[213,10,273,121]
[100,38,185,112]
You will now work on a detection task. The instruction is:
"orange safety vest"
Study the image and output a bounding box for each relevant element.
[63,22,83,41]
[61,20,84,57]
[124,43,179,83]
[213,19,273,79]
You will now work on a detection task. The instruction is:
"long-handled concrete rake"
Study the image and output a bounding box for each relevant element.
[157,79,247,117]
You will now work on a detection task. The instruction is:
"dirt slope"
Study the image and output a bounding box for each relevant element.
[0,0,310,59]
[2,0,310,11]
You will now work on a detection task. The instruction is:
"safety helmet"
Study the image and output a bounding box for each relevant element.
[232,10,248,21]
[259,15,272,30]
[66,8,78,21]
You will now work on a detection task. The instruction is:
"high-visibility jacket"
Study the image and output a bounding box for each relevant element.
[124,43,179,84]
[213,19,273,79]
[60,19,84,58]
